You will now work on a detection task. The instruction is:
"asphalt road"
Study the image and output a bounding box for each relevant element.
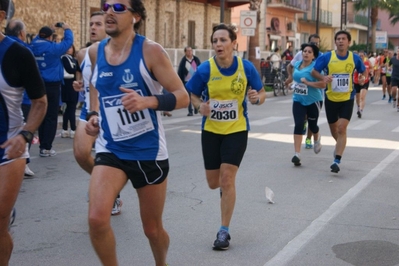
[9,85,399,266]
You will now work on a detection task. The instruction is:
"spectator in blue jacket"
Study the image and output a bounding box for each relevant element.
[30,23,74,157]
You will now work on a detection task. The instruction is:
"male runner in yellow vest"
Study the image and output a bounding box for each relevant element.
[311,30,366,173]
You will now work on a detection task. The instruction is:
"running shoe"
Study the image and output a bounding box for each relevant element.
[70,130,75,139]
[393,99,397,108]
[39,149,56,157]
[388,97,392,104]
[382,95,386,100]
[302,121,307,135]
[111,198,123,216]
[291,155,301,166]
[61,130,69,138]
[330,162,340,173]
[314,137,322,154]
[24,164,35,177]
[213,230,231,250]
[305,138,313,149]
[357,110,362,118]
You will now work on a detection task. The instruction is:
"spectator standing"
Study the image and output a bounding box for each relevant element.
[281,45,293,63]
[85,0,188,265]
[30,23,74,157]
[0,0,47,264]
[61,45,78,138]
[177,46,201,116]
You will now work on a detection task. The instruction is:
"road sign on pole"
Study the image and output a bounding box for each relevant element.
[240,11,257,29]
[241,28,255,36]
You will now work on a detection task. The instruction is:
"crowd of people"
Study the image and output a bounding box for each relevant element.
[1,0,399,264]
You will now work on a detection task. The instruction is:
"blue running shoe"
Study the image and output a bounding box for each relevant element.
[330,162,340,173]
[213,230,231,250]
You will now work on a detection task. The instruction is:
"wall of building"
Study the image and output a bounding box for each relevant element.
[7,0,230,51]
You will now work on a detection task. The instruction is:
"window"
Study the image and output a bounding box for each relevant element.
[188,21,195,48]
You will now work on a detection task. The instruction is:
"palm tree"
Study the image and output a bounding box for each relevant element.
[248,0,262,74]
[388,8,399,25]
[352,0,398,52]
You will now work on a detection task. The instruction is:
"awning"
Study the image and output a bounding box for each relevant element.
[269,34,281,40]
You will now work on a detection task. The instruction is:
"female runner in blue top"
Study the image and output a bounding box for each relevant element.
[186,23,266,250]
[285,43,326,166]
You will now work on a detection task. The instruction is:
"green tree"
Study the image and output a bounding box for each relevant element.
[388,7,399,25]
[352,0,399,52]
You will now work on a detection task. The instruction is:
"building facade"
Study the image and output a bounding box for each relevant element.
[6,0,239,51]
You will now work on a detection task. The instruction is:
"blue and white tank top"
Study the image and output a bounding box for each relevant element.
[79,47,92,120]
[92,34,167,160]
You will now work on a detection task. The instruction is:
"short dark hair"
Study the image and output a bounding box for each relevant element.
[210,23,237,43]
[301,43,319,59]
[5,19,24,37]
[334,30,351,42]
[0,0,9,12]
[91,11,104,18]
[184,46,192,52]
[308,34,320,42]
[129,0,147,32]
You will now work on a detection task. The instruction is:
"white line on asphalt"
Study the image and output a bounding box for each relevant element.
[348,120,380,130]
[263,146,399,266]
[161,116,200,125]
[251,117,291,126]
[392,126,399,132]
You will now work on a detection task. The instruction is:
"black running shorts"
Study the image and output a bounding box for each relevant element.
[324,97,354,124]
[94,152,169,189]
[201,130,248,170]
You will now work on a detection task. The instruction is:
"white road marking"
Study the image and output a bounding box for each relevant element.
[263,146,399,266]
[348,120,380,130]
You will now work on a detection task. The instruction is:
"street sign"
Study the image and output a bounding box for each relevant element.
[240,10,257,29]
[375,31,388,49]
[241,28,255,36]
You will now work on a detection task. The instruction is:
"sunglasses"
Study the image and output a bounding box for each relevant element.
[309,42,319,46]
[102,3,135,13]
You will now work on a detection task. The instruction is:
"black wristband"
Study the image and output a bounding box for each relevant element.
[19,130,34,143]
[86,111,99,121]
[154,93,177,111]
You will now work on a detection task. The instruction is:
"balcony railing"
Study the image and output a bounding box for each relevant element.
[299,8,332,26]
[267,0,310,12]
[347,14,368,27]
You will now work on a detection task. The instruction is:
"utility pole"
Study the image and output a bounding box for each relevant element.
[366,0,371,53]
[340,0,347,30]
[220,0,225,23]
[316,0,320,35]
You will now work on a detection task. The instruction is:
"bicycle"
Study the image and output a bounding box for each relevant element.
[271,61,289,96]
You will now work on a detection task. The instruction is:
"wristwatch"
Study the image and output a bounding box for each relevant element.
[19,130,34,143]
[86,111,99,121]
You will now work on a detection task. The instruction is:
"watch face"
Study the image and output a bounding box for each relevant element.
[20,131,33,143]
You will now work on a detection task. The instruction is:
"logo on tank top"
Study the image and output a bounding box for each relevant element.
[99,71,113,78]
[122,69,134,83]
[345,63,354,73]
[231,72,245,95]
